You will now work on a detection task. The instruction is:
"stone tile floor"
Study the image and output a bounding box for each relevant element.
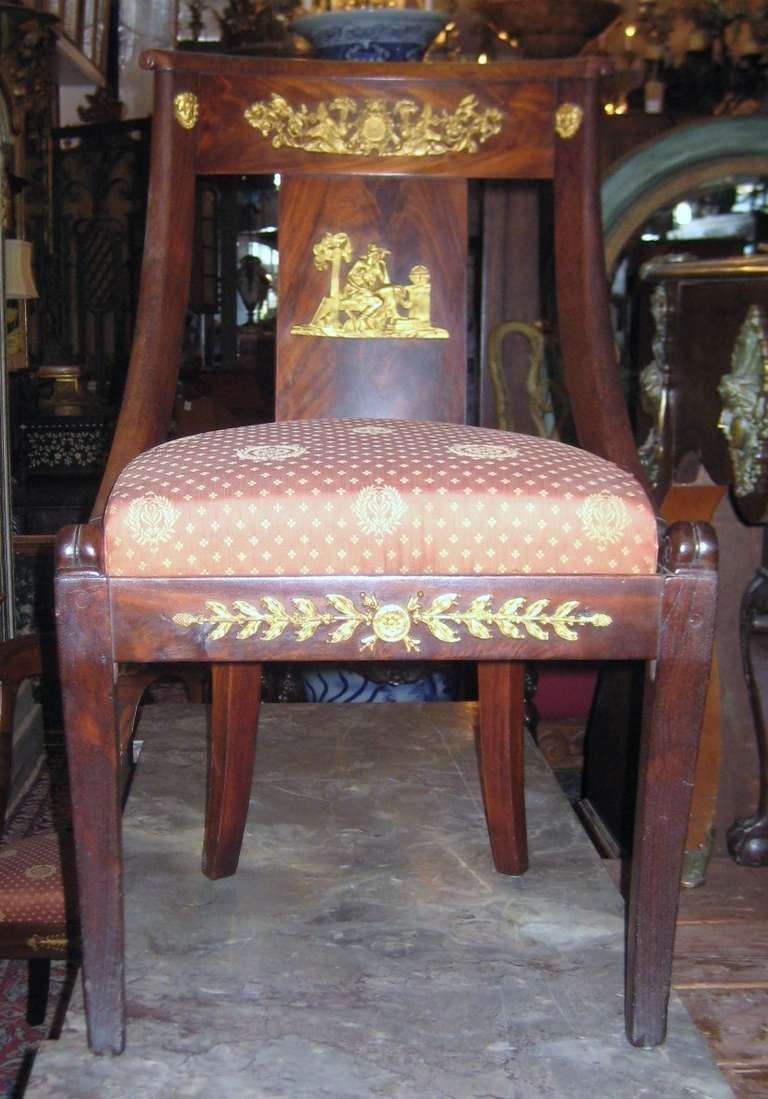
[26,702,732,1098]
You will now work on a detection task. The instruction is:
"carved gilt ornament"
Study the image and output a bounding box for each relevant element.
[637,283,671,488]
[244,93,503,156]
[554,103,583,139]
[27,934,69,951]
[174,91,200,130]
[717,304,768,497]
[290,233,449,340]
[172,592,613,653]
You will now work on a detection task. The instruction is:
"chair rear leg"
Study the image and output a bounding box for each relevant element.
[203,663,263,880]
[477,661,528,875]
[626,521,717,1048]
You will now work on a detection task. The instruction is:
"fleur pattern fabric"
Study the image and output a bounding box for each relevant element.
[0,833,68,931]
[104,419,658,578]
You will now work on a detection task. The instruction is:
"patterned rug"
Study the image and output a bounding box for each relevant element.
[0,746,77,1099]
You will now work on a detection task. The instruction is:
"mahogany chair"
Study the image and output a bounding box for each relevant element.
[55,51,717,1056]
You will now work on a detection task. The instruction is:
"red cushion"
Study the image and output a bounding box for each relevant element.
[0,833,68,933]
[104,419,657,579]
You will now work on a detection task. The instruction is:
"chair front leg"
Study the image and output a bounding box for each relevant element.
[626,521,717,1048]
[203,663,263,880]
[477,661,528,875]
[56,526,124,1054]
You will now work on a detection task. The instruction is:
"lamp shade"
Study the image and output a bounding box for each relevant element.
[3,239,38,300]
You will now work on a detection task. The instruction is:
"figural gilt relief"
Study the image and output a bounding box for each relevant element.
[244,93,503,157]
[290,233,449,340]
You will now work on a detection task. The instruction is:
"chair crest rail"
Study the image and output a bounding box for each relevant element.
[141,51,613,180]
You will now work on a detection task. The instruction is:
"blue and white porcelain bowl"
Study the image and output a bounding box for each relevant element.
[303,663,459,702]
[293,9,450,62]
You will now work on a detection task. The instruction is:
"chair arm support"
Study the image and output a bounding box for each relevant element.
[55,523,104,574]
[660,520,718,574]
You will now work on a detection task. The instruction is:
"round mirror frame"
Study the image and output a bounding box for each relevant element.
[602,117,768,274]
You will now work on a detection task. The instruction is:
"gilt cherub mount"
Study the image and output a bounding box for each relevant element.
[290,232,449,340]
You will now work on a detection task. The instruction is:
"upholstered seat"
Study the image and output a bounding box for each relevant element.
[105,420,658,579]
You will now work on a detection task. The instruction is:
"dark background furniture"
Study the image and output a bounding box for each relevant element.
[636,256,768,869]
[583,254,768,875]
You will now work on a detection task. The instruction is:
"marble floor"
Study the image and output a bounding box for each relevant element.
[27,702,732,1098]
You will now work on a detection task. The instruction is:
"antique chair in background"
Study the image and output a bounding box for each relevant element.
[55,52,717,1055]
[0,634,76,1025]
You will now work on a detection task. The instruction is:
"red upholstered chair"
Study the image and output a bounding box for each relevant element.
[55,52,717,1055]
[0,635,77,1025]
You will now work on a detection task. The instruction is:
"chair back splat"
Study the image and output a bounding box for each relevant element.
[55,51,717,1057]
[94,53,643,512]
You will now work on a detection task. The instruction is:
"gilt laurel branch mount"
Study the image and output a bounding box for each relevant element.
[172,592,613,653]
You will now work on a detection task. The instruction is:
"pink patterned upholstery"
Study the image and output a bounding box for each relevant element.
[104,419,658,578]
